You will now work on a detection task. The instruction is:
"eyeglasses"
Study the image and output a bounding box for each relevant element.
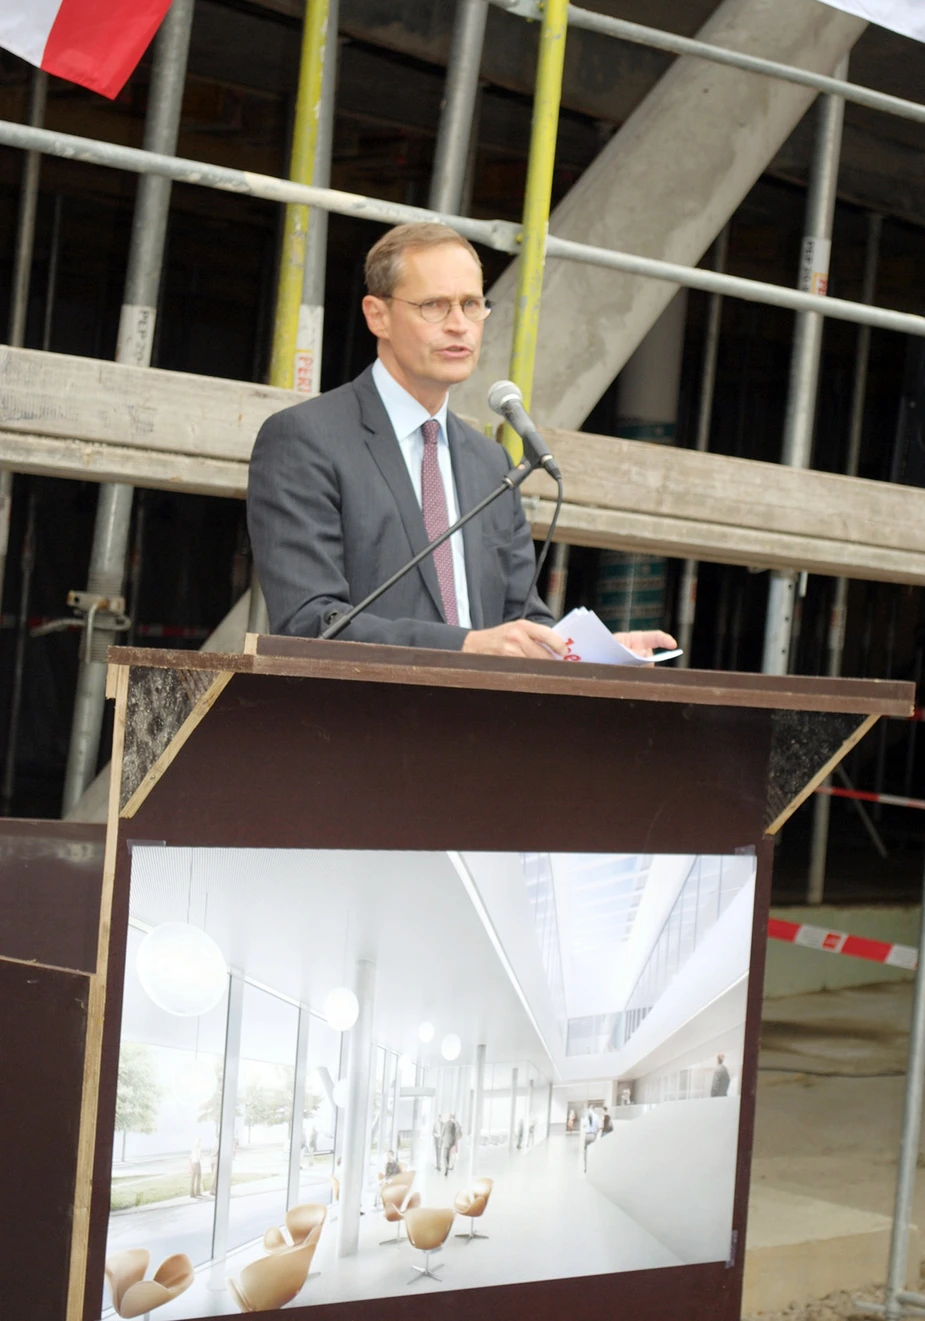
[385,295,493,323]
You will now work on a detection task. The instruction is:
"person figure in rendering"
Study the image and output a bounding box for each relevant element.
[601,1106,613,1136]
[384,1149,401,1178]
[189,1137,202,1199]
[247,221,675,661]
[433,1113,443,1172]
[205,1146,217,1195]
[442,1112,459,1175]
[516,1116,524,1149]
[582,1105,601,1172]
[711,1053,731,1097]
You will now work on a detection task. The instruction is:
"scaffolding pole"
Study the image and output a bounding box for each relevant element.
[504,0,569,459]
[1,71,47,817]
[545,540,569,618]
[762,57,848,677]
[856,860,925,1320]
[807,211,882,904]
[4,119,925,342]
[0,71,47,632]
[491,0,918,129]
[429,0,489,215]
[292,0,339,398]
[676,225,729,666]
[60,0,195,816]
[248,0,332,635]
[268,0,330,392]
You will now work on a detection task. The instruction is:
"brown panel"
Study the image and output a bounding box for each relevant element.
[0,959,88,1319]
[128,673,772,853]
[0,819,104,972]
[109,641,916,717]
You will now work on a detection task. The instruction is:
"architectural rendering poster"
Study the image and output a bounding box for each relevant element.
[103,847,755,1316]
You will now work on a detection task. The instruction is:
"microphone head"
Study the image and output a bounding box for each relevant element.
[487,379,523,415]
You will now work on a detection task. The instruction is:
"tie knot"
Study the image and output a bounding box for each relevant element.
[422,418,440,448]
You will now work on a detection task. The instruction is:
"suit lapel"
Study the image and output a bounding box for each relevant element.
[354,367,446,621]
[447,412,484,629]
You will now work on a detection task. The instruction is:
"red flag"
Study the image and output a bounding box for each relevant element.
[0,0,173,100]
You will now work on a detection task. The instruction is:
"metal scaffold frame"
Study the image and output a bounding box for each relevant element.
[0,115,924,341]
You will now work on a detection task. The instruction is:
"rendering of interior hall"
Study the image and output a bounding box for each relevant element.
[103,846,756,1316]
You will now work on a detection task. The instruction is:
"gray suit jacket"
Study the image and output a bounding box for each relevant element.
[247,365,554,648]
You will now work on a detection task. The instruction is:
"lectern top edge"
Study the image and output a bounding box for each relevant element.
[107,637,914,718]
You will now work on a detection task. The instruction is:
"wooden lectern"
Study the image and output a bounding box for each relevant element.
[30,639,913,1321]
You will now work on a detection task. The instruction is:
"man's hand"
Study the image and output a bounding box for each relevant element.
[614,629,678,658]
[462,620,569,659]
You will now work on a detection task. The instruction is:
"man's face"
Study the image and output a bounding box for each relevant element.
[362,242,484,407]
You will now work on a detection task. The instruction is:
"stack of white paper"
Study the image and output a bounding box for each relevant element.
[552,607,683,667]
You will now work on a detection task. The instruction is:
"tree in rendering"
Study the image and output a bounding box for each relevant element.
[115,1043,161,1162]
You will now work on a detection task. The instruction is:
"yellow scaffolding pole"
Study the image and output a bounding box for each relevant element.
[504,0,569,460]
[268,0,330,390]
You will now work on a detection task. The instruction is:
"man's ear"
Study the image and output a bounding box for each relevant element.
[362,294,389,341]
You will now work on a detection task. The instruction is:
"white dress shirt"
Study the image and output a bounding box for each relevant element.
[371,357,472,628]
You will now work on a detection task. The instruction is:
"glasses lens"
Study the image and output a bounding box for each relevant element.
[462,298,491,322]
[420,298,451,323]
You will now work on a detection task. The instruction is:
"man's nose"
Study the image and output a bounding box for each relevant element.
[444,302,469,330]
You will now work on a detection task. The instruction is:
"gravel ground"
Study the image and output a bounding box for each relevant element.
[743,1283,888,1320]
[743,982,920,1320]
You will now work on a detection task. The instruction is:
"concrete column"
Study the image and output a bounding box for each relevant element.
[469,1045,485,1179]
[332,1034,348,1169]
[337,959,375,1258]
[209,972,244,1284]
[376,1048,392,1162]
[287,1006,311,1208]
[452,0,865,429]
[596,292,687,632]
[508,1066,519,1152]
[411,1064,423,1170]
[390,1054,401,1154]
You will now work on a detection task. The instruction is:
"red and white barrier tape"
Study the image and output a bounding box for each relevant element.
[768,916,918,969]
[816,785,925,812]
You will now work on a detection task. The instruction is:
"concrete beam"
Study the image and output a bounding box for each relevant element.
[453,0,867,430]
[4,346,925,587]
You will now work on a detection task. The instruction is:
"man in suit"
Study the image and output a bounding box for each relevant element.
[248,221,675,659]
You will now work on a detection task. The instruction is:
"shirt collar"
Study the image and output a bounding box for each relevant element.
[372,357,449,443]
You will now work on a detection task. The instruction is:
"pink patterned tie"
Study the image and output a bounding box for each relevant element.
[420,418,458,625]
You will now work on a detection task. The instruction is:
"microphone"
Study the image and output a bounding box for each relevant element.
[488,380,562,481]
